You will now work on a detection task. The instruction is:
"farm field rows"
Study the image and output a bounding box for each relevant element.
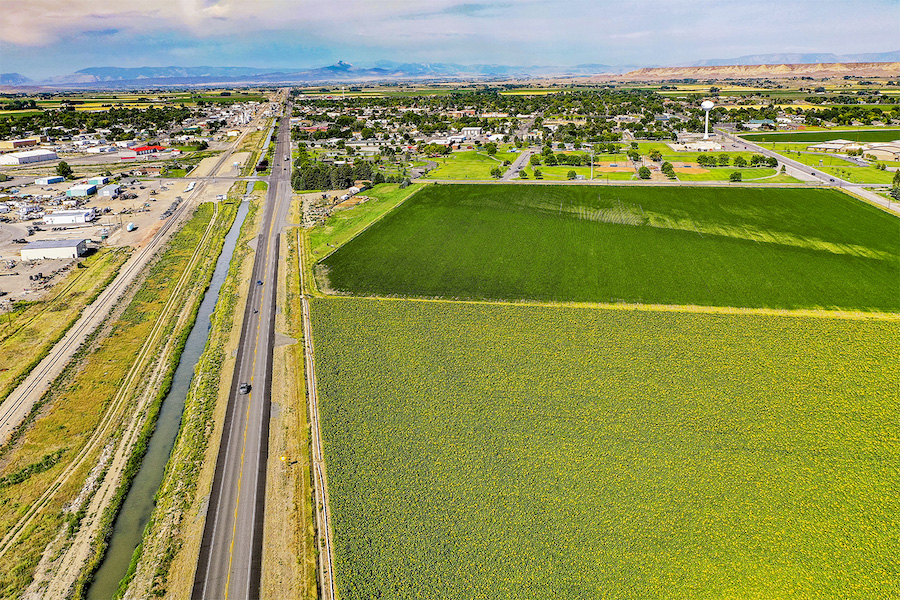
[311,297,900,600]
[319,184,900,311]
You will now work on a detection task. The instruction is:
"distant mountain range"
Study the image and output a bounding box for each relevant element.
[4,61,638,88]
[0,73,32,86]
[686,50,900,67]
[1,50,897,89]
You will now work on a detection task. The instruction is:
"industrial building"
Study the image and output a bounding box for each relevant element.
[99,184,120,197]
[461,126,483,138]
[21,239,88,261]
[0,149,58,165]
[66,184,97,197]
[44,208,96,225]
[35,176,65,185]
[88,176,110,186]
[0,138,39,150]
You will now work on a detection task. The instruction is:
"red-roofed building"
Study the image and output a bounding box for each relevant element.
[132,145,167,155]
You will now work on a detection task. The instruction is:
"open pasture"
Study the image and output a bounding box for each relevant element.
[426,149,519,180]
[312,297,900,600]
[319,184,900,311]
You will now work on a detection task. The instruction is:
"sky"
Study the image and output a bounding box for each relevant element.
[1,0,898,79]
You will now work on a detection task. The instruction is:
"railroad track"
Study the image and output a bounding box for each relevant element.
[0,184,205,444]
[0,201,221,559]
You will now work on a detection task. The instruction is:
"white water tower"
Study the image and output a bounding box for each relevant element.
[701,100,715,140]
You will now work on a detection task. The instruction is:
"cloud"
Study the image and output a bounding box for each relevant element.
[1,0,898,76]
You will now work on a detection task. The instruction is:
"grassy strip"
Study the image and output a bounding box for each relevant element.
[0,248,131,403]
[0,205,217,598]
[72,202,239,599]
[261,228,317,598]
[0,450,65,489]
[116,201,259,598]
[307,183,423,259]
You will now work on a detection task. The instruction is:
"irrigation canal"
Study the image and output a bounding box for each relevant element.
[86,198,250,599]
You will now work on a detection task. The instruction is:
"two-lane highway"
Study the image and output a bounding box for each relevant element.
[193,98,294,600]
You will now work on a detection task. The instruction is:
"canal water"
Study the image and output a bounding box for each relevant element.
[87,198,250,599]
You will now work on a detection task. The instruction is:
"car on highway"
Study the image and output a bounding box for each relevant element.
[239,383,251,394]
[257,280,263,285]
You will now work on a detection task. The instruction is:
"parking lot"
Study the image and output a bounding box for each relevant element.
[0,175,233,304]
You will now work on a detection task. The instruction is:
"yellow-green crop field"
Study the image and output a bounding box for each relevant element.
[312,297,899,599]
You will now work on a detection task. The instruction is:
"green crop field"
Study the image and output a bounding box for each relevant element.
[318,185,900,311]
[312,297,900,600]
[739,129,900,143]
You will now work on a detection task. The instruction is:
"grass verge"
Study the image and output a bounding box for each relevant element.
[0,248,131,403]
[0,203,221,598]
[260,226,316,599]
[307,183,423,260]
[116,198,260,598]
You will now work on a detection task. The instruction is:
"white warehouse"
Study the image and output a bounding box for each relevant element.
[0,149,58,165]
[21,239,88,260]
[44,208,96,225]
[99,184,120,197]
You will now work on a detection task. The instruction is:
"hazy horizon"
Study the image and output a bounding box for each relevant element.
[2,0,899,79]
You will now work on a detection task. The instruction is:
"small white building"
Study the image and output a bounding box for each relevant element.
[461,127,483,139]
[0,149,58,165]
[88,176,111,186]
[86,146,117,154]
[66,184,97,197]
[99,184,120,197]
[44,208,96,225]
[21,239,88,260]
[35,176,65,185]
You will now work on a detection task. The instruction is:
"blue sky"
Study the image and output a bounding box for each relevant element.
[1,0,898,78]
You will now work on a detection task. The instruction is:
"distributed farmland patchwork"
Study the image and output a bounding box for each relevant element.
[319,185,900,311]
[312,297,899,600]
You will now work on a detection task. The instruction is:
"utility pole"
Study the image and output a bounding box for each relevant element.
[589,143,594,181]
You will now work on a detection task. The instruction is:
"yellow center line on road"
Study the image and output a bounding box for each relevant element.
[221,160,283,598]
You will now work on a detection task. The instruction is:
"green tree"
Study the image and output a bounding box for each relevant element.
[567,170,577,180]
[533,168,543,179]
[733,156,748,168]
[56,161,73,178]
[730,171,742,182]
[529,155,542,166]
[485,142,498,156]
[649,149,662,161]
[717,154,730,167]
[490,166,502,178]
[638,166,651,179]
